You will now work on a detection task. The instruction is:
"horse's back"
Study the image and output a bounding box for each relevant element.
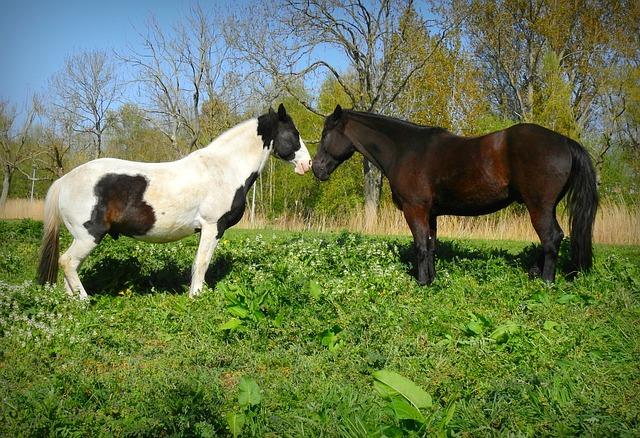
[417,124,575,214]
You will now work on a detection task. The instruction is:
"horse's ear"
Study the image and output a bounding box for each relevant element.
[332,104,343,120]
[277,103,287,121]
[269,107,276,117]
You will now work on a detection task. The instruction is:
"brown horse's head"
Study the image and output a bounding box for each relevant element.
[312,105,355,181]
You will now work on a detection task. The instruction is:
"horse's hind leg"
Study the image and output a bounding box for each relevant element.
[528,206,564,282]
[59,237,98,300]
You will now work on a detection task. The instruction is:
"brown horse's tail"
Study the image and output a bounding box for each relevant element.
[566,139,598,273]
[37,181,61,285]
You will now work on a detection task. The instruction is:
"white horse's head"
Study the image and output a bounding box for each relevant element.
[259,104,311,175]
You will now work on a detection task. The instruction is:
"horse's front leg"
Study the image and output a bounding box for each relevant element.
[427,215,437,281]
[403,205,434,285]
[189,222,219,298]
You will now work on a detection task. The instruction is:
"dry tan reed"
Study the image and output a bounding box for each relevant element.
[240,202,639,246]
[0,198,44,221]
[1,198,638,245]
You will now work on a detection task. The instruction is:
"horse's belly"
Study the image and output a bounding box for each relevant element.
[136,226,195,243]
[136,214,199,243]
[438,197,514,216]
[436,184,512,216]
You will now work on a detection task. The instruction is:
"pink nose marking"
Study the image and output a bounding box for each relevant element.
[295,159,312,175]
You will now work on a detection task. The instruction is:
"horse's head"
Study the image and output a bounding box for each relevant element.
[312,105,355,181]
[261,103,311,175]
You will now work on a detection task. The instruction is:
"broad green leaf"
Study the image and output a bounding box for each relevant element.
[320,326,343,351]
[252,308,266,320]
[557,294,578,304]
[372,370,432,409]
[218,318,243,331]
[436,334,452,347]
[238,377,261,407]
[227,305,250,318]
[226,412,245,438]
[490,322,520,343]
[530,291,550,304]
[308,280,322,300]
[373,380,398,400]
[389,397,426,423]
[441,401,457,426]
[543,320,559,331]
[381,425,404,438]
[466,320,484,336]
[321,331,338,348]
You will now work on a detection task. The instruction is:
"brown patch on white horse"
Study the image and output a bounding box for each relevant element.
[83,173,156,242]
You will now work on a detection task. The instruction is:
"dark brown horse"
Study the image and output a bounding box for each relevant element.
[312,105,598,284]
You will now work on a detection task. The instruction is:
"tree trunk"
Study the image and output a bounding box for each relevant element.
[95,134,102,159]
[363,158,382,231]
[0,165,11,208]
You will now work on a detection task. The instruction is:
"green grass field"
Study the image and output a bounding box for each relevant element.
[1,219,638,436]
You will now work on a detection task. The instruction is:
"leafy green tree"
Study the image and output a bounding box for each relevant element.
[199,96,241,146]
[533,50,580,139]
[388,5,488,135]
[105,104,173,162]
[452,0,633,132]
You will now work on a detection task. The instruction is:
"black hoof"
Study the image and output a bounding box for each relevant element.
[528,266,541,280]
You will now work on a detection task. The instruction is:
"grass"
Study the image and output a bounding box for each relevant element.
[0,219,639,436]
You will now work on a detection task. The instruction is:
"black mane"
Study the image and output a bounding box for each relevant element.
[257,111,277,149]
[345,109,449,135]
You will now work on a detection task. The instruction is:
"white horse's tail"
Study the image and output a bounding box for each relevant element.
[38,180,62,285]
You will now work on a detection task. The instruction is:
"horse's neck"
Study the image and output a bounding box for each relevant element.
[195,119,270,177]
[345,115,398,175]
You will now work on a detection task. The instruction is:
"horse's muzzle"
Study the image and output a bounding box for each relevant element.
[311,162,330,181]
[294,159,312,175]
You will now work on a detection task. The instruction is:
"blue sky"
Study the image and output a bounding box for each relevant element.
[1,0,358,118]
[0,0,193,108]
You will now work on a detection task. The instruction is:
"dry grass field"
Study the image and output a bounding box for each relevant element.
[2,198,637,245]
[241,203,639,245]
[0,199,44,222]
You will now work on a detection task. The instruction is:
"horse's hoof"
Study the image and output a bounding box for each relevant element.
[77,292,90,301]
[528,266,541,279]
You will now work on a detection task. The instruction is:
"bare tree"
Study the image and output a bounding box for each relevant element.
[50,50,119,159]
[0,98,39,206]
[120,5,233,157]
[228,0,456,228]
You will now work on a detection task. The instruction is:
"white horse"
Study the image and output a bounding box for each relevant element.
[38,104,311,299]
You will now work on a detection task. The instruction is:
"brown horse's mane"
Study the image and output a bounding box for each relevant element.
[344,109,449,135]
